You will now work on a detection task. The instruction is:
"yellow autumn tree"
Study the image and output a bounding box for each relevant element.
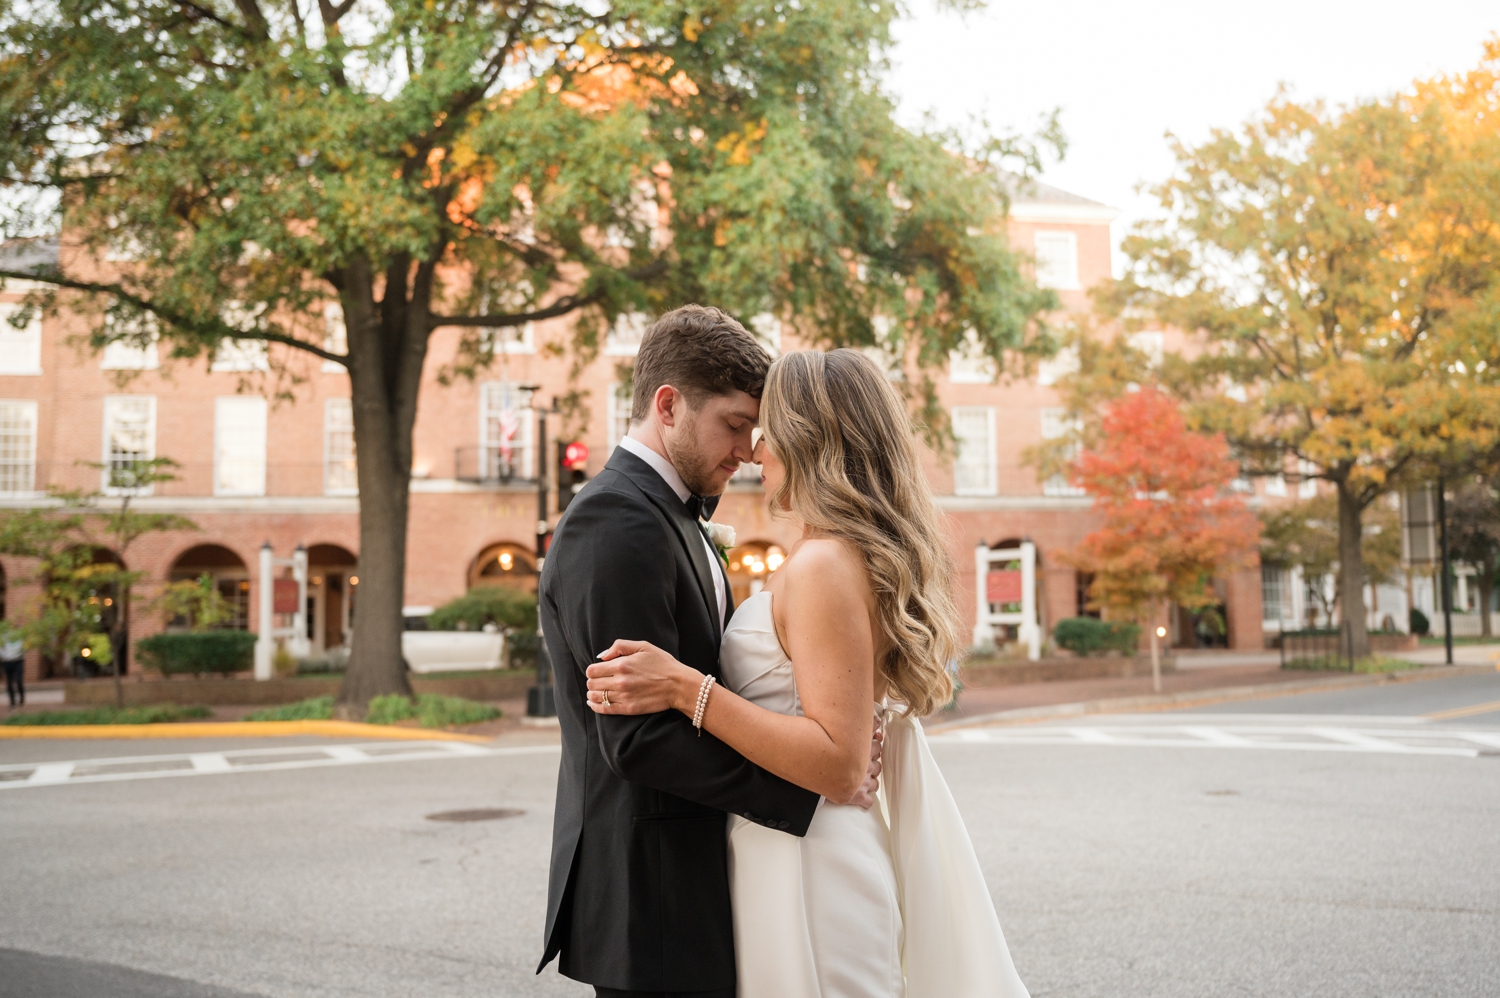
[1058,39,1500,658]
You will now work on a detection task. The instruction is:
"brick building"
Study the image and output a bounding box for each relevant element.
[0,178,1265,683]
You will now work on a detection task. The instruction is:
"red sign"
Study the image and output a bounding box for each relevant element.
[273,579,300,614]
[563,441,589,470]
[986,570,1022,604]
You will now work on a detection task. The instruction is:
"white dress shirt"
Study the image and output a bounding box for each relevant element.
[618,435,728,630]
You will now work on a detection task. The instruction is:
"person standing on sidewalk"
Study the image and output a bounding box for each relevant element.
[2,632,24,707]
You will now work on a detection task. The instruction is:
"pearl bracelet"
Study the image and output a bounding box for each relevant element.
[692,674,717,737]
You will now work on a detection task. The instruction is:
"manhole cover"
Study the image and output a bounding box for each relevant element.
[425,808,526,823]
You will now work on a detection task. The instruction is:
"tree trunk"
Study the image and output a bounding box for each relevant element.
[334,256,434,712]
[1336,482,1371,659]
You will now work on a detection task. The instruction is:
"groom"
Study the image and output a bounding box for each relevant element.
[537,306,846,997]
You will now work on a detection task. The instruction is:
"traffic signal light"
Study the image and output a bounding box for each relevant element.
[558,440,589,512]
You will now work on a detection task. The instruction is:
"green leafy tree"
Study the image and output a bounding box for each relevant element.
[152,573,236,632]
[1446,477,1500,637]
[0,461,195,703]
[1060,48,1500,658]
[1260,495,1401,626]
[0,0,1058,706]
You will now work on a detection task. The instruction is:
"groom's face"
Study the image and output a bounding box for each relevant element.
[664,389,760,496]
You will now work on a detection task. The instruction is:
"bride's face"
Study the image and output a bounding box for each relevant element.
[752,434,787,501]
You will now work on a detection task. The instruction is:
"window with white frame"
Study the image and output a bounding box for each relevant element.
[607,383,632,452]
[1040,407,1085,497]
[322,303,347,373]
[101,395,156,494]
[211,338,269,372]
[605,313,649,356]
[1297,459,1318,498]
[324,398,357,495]
[0,302,43,375]
[480,381,534,480]
[952,406,996,496]
[486,322,536,355]
[948,329,996,384]
[1128,330,1165,367]
[1264,474,1287,497]
[1036,345,1079,387]
[0,400,37,495]
[1033,231,1080,290]
[101,312,160,370]
[1261,565,1294,623]
[214,396,267,496]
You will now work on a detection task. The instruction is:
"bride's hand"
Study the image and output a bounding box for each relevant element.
[586,640,701,716]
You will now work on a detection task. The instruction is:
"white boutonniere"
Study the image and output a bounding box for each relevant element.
[702,520,735,564]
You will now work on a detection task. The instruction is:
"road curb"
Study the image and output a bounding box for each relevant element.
[925,663,1500,733]
[0,720,494,743]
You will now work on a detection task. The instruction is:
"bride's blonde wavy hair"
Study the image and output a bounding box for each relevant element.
[760,349,960,717]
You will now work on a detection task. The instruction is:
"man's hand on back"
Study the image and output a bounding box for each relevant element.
[847,715,884,811]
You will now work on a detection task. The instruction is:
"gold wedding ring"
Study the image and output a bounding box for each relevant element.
[602,690,611,707]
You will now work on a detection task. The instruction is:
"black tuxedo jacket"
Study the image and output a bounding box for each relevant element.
[536,447,820,992]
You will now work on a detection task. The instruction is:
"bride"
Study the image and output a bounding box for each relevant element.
[585,348,1030,998]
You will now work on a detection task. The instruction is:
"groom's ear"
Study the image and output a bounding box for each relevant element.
[653,384,685,428]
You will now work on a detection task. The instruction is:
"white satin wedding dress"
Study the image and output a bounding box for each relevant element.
[719,592,1030,998]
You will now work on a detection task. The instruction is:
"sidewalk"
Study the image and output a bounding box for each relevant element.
[941,642,1500,726]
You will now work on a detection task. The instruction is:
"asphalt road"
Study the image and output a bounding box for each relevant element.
[2,674,1497,998]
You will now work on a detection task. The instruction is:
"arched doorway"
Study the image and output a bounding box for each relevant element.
[169,544,250,630]
[469,542,538,593]
[68,547,125,678]
[726,540,787,607]
[307,544,357,653]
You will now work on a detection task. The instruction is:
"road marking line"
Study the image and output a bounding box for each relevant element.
[0,742,560,791]
[26,762,75,785]
[188,753,233,773]
[928,725,1488,759]
[1425,699,1500,721]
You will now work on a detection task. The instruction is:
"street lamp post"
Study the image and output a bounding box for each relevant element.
[522,386,557,718]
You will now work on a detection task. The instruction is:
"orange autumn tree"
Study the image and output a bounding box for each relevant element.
[1066,389,1260,690]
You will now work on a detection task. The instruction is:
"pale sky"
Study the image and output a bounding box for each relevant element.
[886,0,1499,272]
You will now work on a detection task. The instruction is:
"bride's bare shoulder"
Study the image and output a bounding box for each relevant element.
[778,537,872,606]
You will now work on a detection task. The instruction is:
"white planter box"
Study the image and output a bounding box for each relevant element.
[402,631,505,673]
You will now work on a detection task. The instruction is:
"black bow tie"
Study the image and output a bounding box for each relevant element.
[685,492,720,521]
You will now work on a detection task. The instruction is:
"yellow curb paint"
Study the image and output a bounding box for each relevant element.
[1424,698,1500,722]
[0,720,493,744]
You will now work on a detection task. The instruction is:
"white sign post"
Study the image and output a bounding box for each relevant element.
[253,542,310,680]
[973,541,1041,661]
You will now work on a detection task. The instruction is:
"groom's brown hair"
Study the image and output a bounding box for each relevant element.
[630,305,771,422]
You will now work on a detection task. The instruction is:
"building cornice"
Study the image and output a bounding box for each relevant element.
[0,495,361,514]
[1009,202,1121,225]
[936,494,1094,513]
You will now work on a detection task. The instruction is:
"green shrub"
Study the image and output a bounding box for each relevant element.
[1409,608,1431,636]
[366,693,501,728]
[2,704,212,726]
[506,630,539,668]
[245,696,335,721]
[428,587,537,633]
[136,631,257,677]
[1053,617,1141,656]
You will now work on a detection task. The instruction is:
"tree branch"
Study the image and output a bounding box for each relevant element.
[428,259,669,330]
[0,270,349,367]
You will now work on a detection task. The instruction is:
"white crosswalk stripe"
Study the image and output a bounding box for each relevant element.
[928,723,1500,758]
[0,741,559,791]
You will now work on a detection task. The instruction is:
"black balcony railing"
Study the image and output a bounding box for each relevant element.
[454,445,535,485]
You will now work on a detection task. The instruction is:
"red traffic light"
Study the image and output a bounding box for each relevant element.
[563,441,589,470]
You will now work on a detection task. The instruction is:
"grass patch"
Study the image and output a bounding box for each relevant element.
[245,696,335,721]
[1283,656,1413,674]
[366,693,501,728]
[411,668,532,681]
[1417,636,1500,646]
[1,704,212,726]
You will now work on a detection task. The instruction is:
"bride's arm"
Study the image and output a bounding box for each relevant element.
[587,539,877,804]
